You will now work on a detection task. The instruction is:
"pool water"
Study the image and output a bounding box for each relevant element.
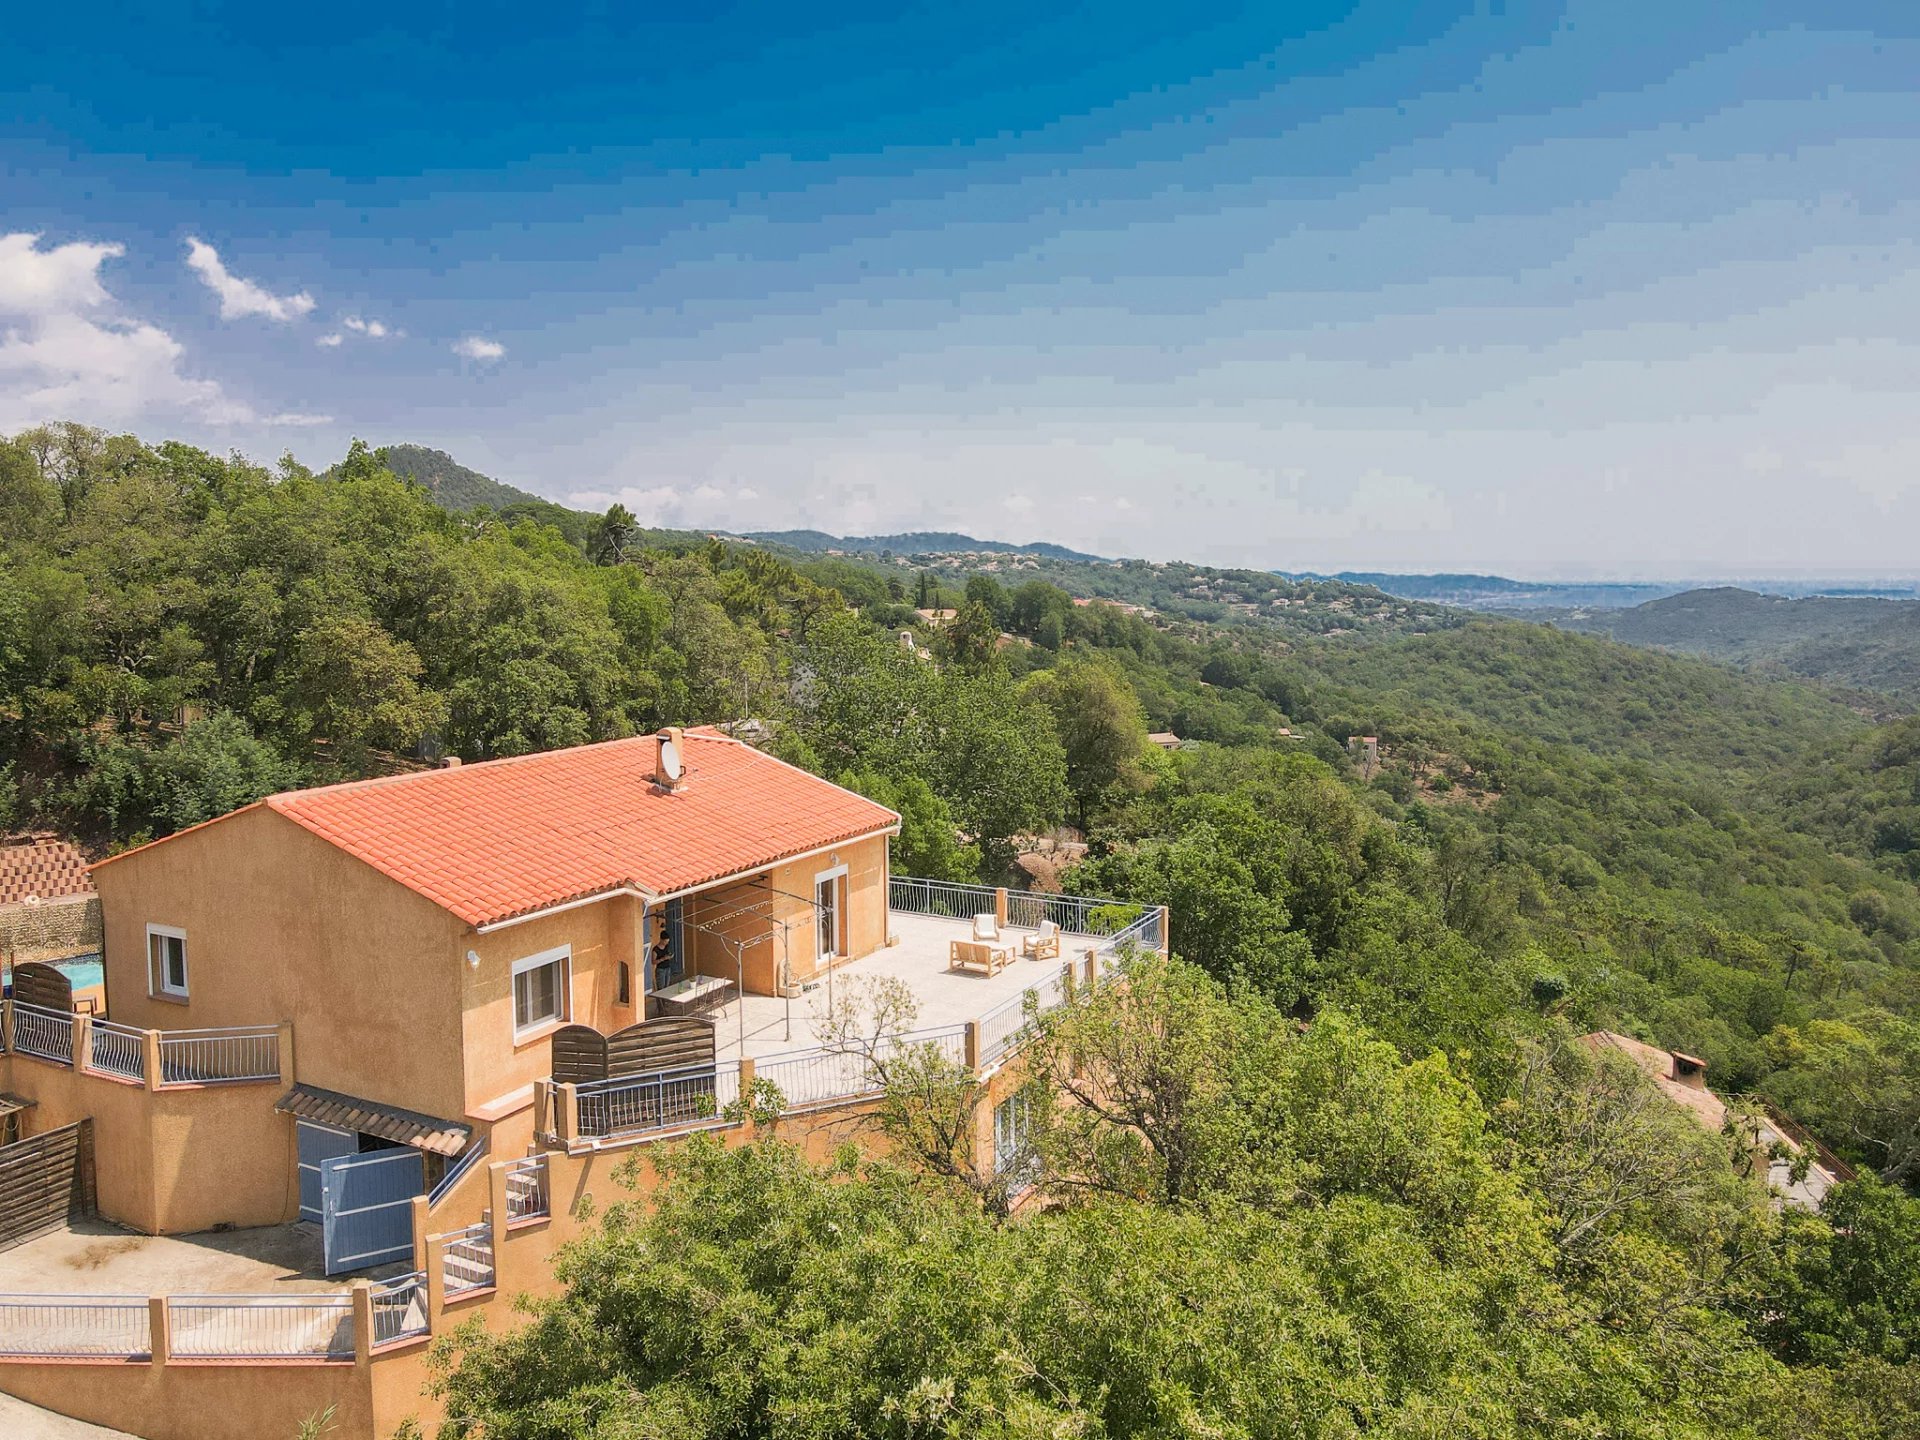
[1,952,104,992]
[57,955,105,989]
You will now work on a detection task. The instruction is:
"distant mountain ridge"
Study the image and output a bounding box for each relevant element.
[744,529,1108,563]
[1558,586,1920,707]
[1297,571,1920,612]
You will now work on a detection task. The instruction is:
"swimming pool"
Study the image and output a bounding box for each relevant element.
[57,954,105,989]
[1,952,104,992]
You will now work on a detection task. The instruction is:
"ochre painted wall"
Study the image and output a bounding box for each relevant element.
[0,1355,376,1440]
[460,897,632,1119]
[95,806,473,1122]
[0,1048,295,1234]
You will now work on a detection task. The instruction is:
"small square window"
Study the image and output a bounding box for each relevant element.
[148,926,188,998]
[512,948,570,1037]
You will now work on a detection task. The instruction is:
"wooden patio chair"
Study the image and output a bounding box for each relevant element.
[1021,921,1061,961]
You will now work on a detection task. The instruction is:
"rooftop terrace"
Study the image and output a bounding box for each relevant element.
[567,880,1166,1143]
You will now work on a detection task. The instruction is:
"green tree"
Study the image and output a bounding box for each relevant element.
[1762,1176,1920,1365]
[586,503,638,565]
[839,768,980,881]
[1023,657,1148,825]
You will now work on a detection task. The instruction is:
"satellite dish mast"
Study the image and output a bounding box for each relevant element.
[654,725,688,791]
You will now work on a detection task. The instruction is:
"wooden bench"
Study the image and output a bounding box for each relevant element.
[949,939,1012,976]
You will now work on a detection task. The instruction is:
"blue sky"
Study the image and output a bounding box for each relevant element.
[3,1,1917,576]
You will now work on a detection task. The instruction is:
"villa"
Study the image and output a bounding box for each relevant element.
[0,728,1166,1439]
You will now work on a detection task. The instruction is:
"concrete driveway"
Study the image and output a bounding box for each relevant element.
[0,1219,381,1294]
[0,1392,139,1439]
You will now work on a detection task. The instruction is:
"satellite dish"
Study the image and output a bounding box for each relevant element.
[660,737,683,782]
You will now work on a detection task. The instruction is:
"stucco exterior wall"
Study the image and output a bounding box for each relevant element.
[460,895,639,1119]
[0,1049,293,1234]
[0,1356,377,1440]
[94,805,471,1122]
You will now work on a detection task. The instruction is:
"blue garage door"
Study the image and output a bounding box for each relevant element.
[296,1120,356,1223]
[320,1147,424,1275]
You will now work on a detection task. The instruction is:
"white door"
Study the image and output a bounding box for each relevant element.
[815,876,840,959]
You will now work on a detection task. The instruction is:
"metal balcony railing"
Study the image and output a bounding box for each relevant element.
[10,1002,74,1065]
[575,1063,740,1139]
[0,1295,150,1358]
[88,1017,146,1082]
[440,1225,494,1296]
[504,1155,550,1222]
[155,1025,280,1084]
[167,1294,354,1360]
[369,1273,430,1347]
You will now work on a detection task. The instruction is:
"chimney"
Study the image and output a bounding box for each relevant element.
[654,727,686,792]
[1670,1051,1709,1091]
[442,756,462,768]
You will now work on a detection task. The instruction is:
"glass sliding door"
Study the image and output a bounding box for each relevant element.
[815,875,840,960]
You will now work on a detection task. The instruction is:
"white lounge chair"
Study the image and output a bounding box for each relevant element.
[972,912,1002,943]
[1022,920,1060,960]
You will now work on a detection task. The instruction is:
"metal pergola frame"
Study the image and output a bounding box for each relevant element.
[675,876,838,1051]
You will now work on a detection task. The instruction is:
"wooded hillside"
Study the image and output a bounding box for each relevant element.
[6,422,1920,1434]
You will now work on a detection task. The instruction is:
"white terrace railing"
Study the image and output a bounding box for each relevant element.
[976,961,1075,1069]
[0,1294,151,1359]
[887,877,999,922]
[503,1155,551,1223]
[166,1293,354,1360]
[369,1272,430,1347]
[755,1024,971,1113]
[440,1224,495,1296]
[574,1061,741,1140]
[1,1000,281,1088]
[0,1284,434,1365]
[889,877,1150,939]
[10,1001,74,1065]
[156,1025,281,1084]
[1099,907,1166,963]
[88,1017,147,1083]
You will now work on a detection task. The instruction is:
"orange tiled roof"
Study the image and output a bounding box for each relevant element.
[103,734,897,930]
[1578,1030,1728,1133]
[0,838,95,908]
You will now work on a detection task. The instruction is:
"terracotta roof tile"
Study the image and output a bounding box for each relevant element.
[252,733,897,928]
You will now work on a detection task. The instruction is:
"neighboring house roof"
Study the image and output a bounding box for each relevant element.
[95,732,898,930]
[0,838,94,908]
[1579,1030,1728,1131]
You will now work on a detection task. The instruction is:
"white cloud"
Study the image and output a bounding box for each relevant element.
[317,332,344,348]
[0,231,327,430]
[452,335,505,361]
[0,232,122,315]
[183,237,316,322]
[567,480,763,529]
[342,316,390,338]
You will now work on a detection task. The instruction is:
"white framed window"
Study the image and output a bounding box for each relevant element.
[147,924,189,999]
[993,1088,1036,1193]
[511,946,571,1038]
